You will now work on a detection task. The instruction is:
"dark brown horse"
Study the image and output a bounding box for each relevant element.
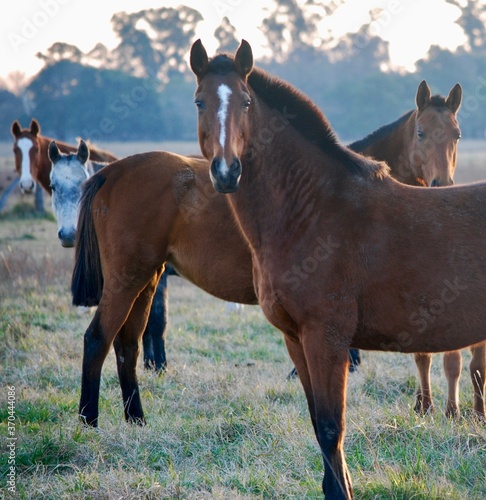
[350,82,485,419]
[190,39,486,499]
[11,119,117,194]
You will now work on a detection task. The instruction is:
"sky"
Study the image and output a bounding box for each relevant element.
[0,0,468,84]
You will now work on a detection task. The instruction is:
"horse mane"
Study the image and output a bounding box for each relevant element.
[349,93,451,154]
[207,54,389,180]
[428,94,448,108]
[349,110,414,153]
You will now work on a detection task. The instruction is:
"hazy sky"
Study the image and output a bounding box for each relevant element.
[0,0,467,82]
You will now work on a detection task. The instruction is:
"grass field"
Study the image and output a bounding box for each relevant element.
[1,141,486,499]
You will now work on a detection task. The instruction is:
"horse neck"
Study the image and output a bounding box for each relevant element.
[37,135,58,193]
[232,102,343,251]
[351,111,417,184]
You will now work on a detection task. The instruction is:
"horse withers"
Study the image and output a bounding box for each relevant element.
[190,39,486,499]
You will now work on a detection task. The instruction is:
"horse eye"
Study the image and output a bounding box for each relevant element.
[457,131,461,140]
[50,184,55,192]
[243,99,251,109]
[194,99,205,110]
[417,130,425,139]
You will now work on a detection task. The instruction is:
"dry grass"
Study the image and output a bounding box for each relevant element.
[0,143,486,499]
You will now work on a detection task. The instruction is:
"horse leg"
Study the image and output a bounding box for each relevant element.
[443,350,462,418]
[142,329,154,371]
[469,343,486,419]
[142,270,168,373]
[286,347,360,380]
[413,353,434,414]
[348,348,361,372]
[286,325,353,499]
[284,338,317,436]
[113,273,161,424]
[79,289,140,427]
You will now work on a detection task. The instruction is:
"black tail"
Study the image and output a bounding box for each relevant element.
[71,174,106,306]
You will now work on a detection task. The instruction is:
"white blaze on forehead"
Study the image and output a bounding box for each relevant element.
[217,84,232,176]
[50,161,89,238]
[17,137,34,185]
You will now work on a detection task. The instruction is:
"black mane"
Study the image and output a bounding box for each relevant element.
[207,54,388,180]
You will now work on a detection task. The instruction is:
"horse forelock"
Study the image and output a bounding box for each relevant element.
[419,94,452,114]
[51,154,89,183]
[207,54,237,75]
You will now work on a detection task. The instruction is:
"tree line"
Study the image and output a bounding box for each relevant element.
[1,0,486,143]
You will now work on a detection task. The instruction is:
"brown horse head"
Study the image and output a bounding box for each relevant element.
[11,118,42,194]
[411,80,462,187]
[190,39,253,193]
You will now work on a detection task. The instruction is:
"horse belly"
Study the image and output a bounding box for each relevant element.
[354,280,486,353]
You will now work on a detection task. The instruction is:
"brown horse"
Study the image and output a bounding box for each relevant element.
[190,39,486,499]
[350,82,485,419]
[11,119,117,195]
[46,139,170,373]
[72,152,256,426]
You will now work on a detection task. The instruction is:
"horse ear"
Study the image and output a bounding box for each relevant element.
[234,39,253,78]
[77,140,90,164]
[416,80,431,111]
[30,119,40,136]
[190,39,209,79]
[11,120,21,138]
[446,83,462,114]
[48,141,61,163]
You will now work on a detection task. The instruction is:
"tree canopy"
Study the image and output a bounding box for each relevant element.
[2,1,486,142]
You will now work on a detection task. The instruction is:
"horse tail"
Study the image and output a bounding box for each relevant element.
[71,174,106,307]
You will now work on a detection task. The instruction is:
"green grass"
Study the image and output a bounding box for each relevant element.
[0,202,56,222]
[1,144,486,498]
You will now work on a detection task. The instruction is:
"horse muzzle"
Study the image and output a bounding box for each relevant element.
[431,178,454,187]
[19,179,36,194]
[58,228,76,248]
[210,156,241,193]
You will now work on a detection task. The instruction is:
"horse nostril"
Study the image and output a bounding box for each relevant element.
[230,157,242,174]
[20,180,35,193]
[58,229,75,247]
[211,157,221,176]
